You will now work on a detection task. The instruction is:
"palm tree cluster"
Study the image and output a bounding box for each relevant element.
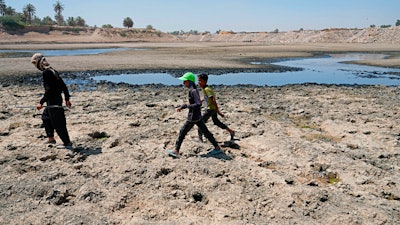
[0,0,15,16]
[0,0,87,28]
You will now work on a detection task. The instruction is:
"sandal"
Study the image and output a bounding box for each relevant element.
[167,150,180,158]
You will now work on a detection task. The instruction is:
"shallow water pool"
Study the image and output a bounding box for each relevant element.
[92,53,400,86]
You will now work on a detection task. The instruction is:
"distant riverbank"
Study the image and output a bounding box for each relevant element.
[1,42,400,86]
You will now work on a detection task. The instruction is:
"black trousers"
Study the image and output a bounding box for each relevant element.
[198,109,228,138]
[42,107,71,144]
[175,119,219,151]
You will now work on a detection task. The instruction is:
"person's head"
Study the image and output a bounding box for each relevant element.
[178,72,196,88]
[31,53,50,71]
[197,73,208,88]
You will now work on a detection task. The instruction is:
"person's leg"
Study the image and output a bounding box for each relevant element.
[211,112,228,129]
[196,120,220,149]
[174,120,195,154]
[211,111,235,140]
[42,108,55,143]
[48,108,71,146]
[198,109,212,141]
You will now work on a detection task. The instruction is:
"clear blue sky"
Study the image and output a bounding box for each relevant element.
[7,0,400,32]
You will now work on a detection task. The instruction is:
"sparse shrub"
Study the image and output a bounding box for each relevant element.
[102,24,113,28]
[119,30,127,37]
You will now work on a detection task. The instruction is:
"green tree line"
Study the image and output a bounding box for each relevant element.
[0,0,88,30]
[0,0,139,31]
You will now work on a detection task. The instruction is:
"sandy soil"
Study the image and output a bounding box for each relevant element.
[0,32,399,224]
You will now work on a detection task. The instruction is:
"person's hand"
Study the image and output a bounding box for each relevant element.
[36,103,43,110]
[177,107,182,112]
[66,100,72,108]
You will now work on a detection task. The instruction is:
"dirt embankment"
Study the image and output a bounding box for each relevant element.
[1,26,400,44]
[186,27,400,44]
[0,26,181,43]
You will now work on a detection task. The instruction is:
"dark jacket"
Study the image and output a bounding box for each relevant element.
[40,68,70,106]
[182,88,202,122]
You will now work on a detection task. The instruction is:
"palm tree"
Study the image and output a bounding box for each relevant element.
[4,6,16,16]
[75,16,86,27]
[67,17,75,26]
[0,0,6,16]
[42,16,55,25]
[53,1,64,25]
[23,3,36,24]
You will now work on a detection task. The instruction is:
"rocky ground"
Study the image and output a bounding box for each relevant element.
[0,80,399,224]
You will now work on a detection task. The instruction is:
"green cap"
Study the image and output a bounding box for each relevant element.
[178,72,196,83]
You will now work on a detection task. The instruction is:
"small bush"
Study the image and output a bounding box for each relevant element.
[102,24,113,28]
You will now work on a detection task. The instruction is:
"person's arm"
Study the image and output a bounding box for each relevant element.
[177,90,202,112]
[59,78,72,108]
[38,70,55,109]
[187,89,202,109]
[210,95,225,117]
[36,83,53,110]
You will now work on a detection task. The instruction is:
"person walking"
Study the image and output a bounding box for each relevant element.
[168,72,222,158]
[197,73,235,142]
[31,53,73,149]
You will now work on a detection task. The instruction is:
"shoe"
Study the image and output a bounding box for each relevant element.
[208,149,223,155]
[56,143,73,150]
[167,150,180,158]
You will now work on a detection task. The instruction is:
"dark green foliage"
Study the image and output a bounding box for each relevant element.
[123,17,133,28]
[0,15,24,30]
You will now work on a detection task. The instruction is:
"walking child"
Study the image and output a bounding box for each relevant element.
[31,53,73,149]
[167,72,221,158]
[197,74,235,142]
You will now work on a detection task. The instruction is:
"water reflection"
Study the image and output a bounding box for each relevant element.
[92,53,400,86]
